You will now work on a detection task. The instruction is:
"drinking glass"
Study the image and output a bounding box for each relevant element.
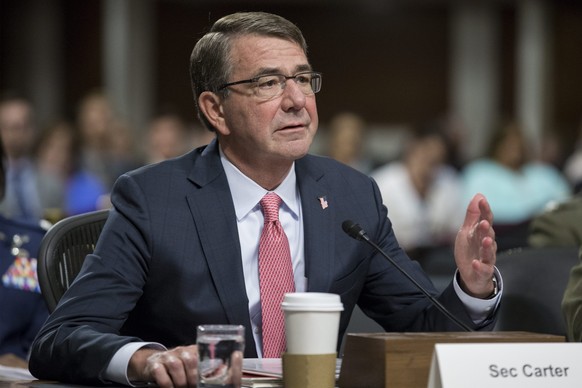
[197,324,245,387]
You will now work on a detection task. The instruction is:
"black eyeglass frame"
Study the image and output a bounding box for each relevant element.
[217,71,322,95]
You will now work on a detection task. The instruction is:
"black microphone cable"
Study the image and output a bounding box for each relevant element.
[342,220,473,332]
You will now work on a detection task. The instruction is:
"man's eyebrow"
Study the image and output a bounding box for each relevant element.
[295,64,312,73]
[253,64,313,77]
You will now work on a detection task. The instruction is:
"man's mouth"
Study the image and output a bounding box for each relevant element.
[279,123,306,130]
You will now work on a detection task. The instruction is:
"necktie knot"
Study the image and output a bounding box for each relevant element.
[260,193,282,223]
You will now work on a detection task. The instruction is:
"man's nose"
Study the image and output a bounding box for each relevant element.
[280,79,307,109]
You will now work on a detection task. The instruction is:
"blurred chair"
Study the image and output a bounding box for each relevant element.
[37,209,109,312]
[493,220,532,251]
[493,246,579,337]
[416,246,457,292]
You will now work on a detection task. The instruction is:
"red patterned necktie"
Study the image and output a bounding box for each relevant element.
[259,192,295,358]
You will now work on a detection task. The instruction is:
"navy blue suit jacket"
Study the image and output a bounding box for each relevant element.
[30,140,493,384]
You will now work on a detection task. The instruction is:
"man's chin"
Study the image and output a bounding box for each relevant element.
[284,140,312,159]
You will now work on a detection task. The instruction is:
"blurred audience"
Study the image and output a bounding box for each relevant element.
[34,121,108,220]
[0,94,61,222]
[0,134,49,367]
[145,113,193,164]
[371,122,464,257]
[107,119,141,182]
[432,113,469,171]
[77,91,114,184]
[564,118,582,193]
[462,121,571,224]
[324,111,373,174]
[540,131,567,170]
[77,90,140,189]
[462,121,571,250]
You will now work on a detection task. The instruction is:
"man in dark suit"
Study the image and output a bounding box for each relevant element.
[30,11,501,387]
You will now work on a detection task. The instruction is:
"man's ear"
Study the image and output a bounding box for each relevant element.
[198,91,229,135]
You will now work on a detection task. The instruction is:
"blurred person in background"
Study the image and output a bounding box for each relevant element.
[324,111,373,174]
[34,121,108,219]
[107,119,142,183]
[539,131,568,170]
[145,112,193,164]
[562,247,582,342]
[0,134,49,367]
[462,120,571,250]
[77,90,123,190]
[0,94,61,223]
[371,122,464,258]
[528,192,582,248]
[563,118,582,193]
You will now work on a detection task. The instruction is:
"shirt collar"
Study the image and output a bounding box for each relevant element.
[219,146,299,221]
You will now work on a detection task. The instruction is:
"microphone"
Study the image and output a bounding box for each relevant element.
[342,220,472,332]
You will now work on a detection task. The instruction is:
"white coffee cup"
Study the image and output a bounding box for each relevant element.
[281,292,344,354]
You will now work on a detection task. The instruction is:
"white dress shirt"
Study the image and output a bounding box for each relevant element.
[219,149,307,357]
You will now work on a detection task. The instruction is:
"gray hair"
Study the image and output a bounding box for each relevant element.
[189,12,308,131]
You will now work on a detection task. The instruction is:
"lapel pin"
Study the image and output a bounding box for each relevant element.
[318,196,328,210]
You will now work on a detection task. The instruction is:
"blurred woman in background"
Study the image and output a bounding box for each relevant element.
[462,121,571,249]
[35,121,108,220]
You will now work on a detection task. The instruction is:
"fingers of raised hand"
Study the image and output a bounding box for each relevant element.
[476,219,497,263]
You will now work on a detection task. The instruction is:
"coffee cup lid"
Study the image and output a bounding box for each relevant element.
[281,292,344,311]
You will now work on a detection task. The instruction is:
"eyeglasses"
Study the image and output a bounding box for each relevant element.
[218,71,322,99]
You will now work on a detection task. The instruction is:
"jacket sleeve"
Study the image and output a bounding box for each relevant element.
[29,173,153,385]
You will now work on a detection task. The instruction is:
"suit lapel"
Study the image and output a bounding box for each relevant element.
[185,141,253,348]
[296,157,335,292]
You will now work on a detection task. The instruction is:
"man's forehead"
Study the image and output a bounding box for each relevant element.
[229,34,308,73]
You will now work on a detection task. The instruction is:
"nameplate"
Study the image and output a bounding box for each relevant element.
[428,343,582,388]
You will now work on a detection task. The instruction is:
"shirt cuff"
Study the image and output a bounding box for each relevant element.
[105,342,166,386]
[453,267,503,323]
